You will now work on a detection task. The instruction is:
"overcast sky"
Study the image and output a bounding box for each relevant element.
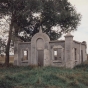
[60,0,88,53]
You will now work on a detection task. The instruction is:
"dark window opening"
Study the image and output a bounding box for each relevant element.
[54,49,58,60]
[22,50,28,61]
[81,50,83,63]
[74,48,77,60]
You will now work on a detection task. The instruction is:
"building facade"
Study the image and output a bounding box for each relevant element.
[14,29,87,68]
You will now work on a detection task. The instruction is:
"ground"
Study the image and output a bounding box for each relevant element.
[0,64,88,88]
[0,56,88,88]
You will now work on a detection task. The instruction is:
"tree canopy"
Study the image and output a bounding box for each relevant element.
[17,0,81,41]
[0,0,81,41]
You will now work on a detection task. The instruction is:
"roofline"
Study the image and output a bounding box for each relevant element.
[50,40,65,43]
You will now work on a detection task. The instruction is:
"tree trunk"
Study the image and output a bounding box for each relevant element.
[5,17,13,67]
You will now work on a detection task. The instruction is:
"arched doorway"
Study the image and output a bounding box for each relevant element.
[31,28,50,66]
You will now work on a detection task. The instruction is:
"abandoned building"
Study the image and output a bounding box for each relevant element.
[14,27,87,68]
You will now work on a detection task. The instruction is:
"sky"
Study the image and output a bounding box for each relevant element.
[60,0,88,53]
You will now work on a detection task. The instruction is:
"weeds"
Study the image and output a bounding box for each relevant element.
[0,65,88,88]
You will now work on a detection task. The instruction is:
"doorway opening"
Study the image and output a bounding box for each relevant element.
[38,50,44,66]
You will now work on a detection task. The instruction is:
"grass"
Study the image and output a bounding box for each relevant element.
[0,56,14,63]
[0,56,88,88]
[0,63,88,88]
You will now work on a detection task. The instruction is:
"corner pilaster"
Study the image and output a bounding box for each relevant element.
[64,32,74,68]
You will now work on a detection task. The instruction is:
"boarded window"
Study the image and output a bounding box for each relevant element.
[22,50,28,61]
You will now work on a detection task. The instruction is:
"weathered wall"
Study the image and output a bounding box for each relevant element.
[65,35,74,68]
[14,42,31,66]
[81,43,87,62]
[73,41,87,66]
[49,41,65,67]
[31,31,50,66]
[14,32,87,68]
[73,41,80,66]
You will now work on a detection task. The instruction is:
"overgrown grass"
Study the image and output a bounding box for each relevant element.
[0,56,14,63]
[0,63,88,88]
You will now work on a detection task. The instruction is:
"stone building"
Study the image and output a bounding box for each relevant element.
[14,28,87,68]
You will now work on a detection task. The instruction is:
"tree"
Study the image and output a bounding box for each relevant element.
[0,0,81,66]
[0,0,41,66]
[18,0,81,41]
[0,0,26,66]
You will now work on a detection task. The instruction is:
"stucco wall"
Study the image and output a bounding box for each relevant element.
[17,42,31,66]
[14,32,87,68]
[73,41,87,66]
[81,44,87,61]
[73,41,80,66]
[49,41,65,67]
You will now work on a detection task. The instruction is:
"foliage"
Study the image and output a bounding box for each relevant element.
[0,0,81,41]
[0,0,81,66]
[17,0,81,41]
[0,0,27,65]
[0,64,88,88]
